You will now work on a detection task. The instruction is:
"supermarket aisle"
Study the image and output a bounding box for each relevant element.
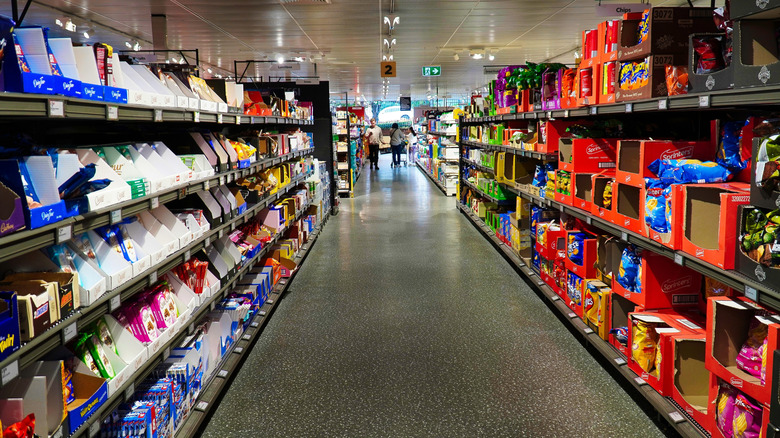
[202,154,667,438]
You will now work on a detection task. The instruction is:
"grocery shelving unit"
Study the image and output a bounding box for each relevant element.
[0,87,329,438]
[415,131,458,196]
[456,82,780,438]
[334,107,366,198]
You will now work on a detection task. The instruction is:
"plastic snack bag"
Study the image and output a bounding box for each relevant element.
[632,319,658,373]
[736,318,768,379]
[610,326,629,346]
[567,232,586,265]
[644,179,671,233]
[718,120,750,174]
[648,158,732,184]
[2,413,35,438]
[732,394,763,438]
[761,337,769,385]
[665,66,688,96]
[603,180,614,209]
[716,382,737,437]
[617,245,641,292]
[637,10,651,44]
[693,36,725,74]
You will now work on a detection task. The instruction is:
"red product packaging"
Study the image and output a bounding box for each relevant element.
[564,229,597,279]
[572,172,595,212]
[611,182,645,234]
[706,297,780,407]
[612,248,702,310]
[644,183,685,250]
[615,139,717,187]
[591,171,616,223]
[707,373,771,438]
[670,331,711,430]
[559,138,618,173]
[680,183,750,269]
[537,119,580,154]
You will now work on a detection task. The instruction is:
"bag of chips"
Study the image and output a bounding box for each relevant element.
[632,319,658,373]
[665,66,688,96]
[648,158,732,184]
[617,245,641,292]
[732,394,763,438]
[693,36,725,74]
[644,179,672,233]
[718,120,750,173]
[736,318,768,379]
[716,382,737,437]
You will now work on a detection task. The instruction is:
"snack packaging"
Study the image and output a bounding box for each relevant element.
[617,245,641,292]
[693,36,725,74]
[85,333,116,379]
[716,382,737,437]
[665,66,688,96]
[736,317,768,379]
[567,272,583,309]
[63,367,75,404]
[732,394,763,438]
[632,319,658,374]
[603,180,614,209]
[2,413,35,438]
[637,10,650,44]
[567,232,585,265]
[718,120,749,173]
[96,317,118,355]
[610,326,629,345]
[648,158,732,184]
[644,179,671,233]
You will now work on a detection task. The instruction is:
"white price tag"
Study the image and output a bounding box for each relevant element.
[219,229,224,239]
[1,360,19,385]
[62,322,78,343]
[233,347,244,354]
[658,99,668,110]
[184,250,191,261]
[193,111,200,123]
[625,103,633,113]
[149,271,158,284]
[124,382,135,401]
[621,231,628,242]
[88,420,100,437]
[559,204,564,213]
[546,111,552,119]
[250,117,256,125]
[205,236,211,247]
[217,370,229,378]
[583,328,594,334]
[188,323,195,335]
[634,377,647,385]
[674,253,684,265]
[56,225,72,244]
[107,105,119,120]
[49,100,65,117]
[699,95,710,108]
[745,285,758,301]
[564,110,570,118]
[110,209,122,225]
[267,298,274,304]
[154,109,163,122]
[210,301,216,311]
[163,347,170,360]
[109,295,121,312]
[586,217,592,225]
[242,334,251,341]
[217,113,223,124]
[235,115,241,125]
[567,312,577,318]
[258,310,267,317]
[219,176,225,186]
[151,197,159,209]
[590,106,598,115]
[668,412,685,423]
[250,321,259,328]
[195,401,208,411]
[614,358,626,365]
[51,426,63,438]
[551,296,560,301]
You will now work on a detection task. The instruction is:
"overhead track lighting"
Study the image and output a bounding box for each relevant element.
[453,53,459,61]
[383,38,396,48]
[383,15,400,29]
[488,54,495,61]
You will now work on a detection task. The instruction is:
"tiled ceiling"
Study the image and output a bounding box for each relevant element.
[2,0,723,101]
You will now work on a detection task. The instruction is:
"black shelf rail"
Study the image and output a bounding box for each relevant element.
[456,202,705,438]
[0,166,315,382]
[460,83,780,125]
[68,202,324,438]
[460,157,495,174]
[461,139,557,161]
[0,92,313,125]
[0,148,315,265]
[428,131,455,137]
[174,212,328,437]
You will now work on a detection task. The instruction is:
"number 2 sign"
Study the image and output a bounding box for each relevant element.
[381,61,397,77]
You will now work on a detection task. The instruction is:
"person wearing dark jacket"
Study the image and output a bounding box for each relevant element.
[389,123,405,167]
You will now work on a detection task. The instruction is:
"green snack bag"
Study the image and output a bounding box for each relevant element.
[746,209,768,235]
[95,317,117,355]
[86,333,115,379]
[75,336,102,378]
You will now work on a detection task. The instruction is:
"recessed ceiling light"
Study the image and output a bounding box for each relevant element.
[488,54,495,61]
[277,56,284,64]
[83,31,90,39]
[453,53,459,61]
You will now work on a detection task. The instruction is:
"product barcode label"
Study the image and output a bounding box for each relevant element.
[668,412,685,423]
[109,295,121,312]
[590,106,598,115]
[203,180,210,191]
[259,310,267,317]
[49,100,65,117]
[151,197,159,209]
[564,110,570,118]
[184,250,191,261]
[621,231,628,242]
[51,426,63,438]
[267,299,274,304]
[205,236,211,247]
[163,347,170,360]
[62,322,78,343]
[217,370,229,378]
[551,295,560,301]
[57,225,72,244]
[676,318,702,331]
[568,312,577,318]
[107,105,118,120]
[235,115,241,125]
[1,360,19,385]
[250,321,259,328]
[614,358,626,365]
[745,285,758,301]
[242,334,251,341]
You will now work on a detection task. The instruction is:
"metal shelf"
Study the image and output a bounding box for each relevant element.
[0,148,315,266]
[0,169,315,382]
[461,140,557,161]
[504,181,780,313]
[428,131,455,137]
[461,83,780,124]
[415,161,455,197]
[461,157,495,174]
[456,202,706,438]
[69,203,322,438]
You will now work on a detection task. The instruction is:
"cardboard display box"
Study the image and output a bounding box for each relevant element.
[576,63,601,107]
[708,374,770,438]
[591,172,616,224]
[554,169,573,207]
[611,247,702,310]
[612,183,644,235]
[680,183,750,269]
[584,280,611,340]
[731,1,780,20]
[706,297,780,406]
[688,33,735,93]
[671,334,710,431]
[616,8,717,62]
[734,204,780,288]
[615,139,716,187]
[608,293,636,357]
[536,120,579,154]
[559,138,618,173]
[0,292,21,361]
[733,19,780,89]
[751,136,780,210]
[572,172,594,212]
[615,54,684,102]
[644,183,684,250]
[564,230,597,279]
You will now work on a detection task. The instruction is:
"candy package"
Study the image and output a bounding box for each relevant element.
[632,319,658,375]
[95,317,118,355]
[665,66,688,96]
[648,158,732,184]
[736,317,768,379]
[63,367,75,404]
[617,245,641,292]
[148,284,178,330]
[644,179,672,233]
[2,413,35,438]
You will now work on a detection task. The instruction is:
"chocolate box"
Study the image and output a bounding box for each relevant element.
[0,180,26,237]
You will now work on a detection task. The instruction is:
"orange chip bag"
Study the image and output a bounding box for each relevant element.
[666,65,689,96]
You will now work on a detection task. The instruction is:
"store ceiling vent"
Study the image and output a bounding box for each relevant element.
[280,0,332,4]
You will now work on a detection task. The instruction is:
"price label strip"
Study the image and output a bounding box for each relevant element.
[1,360,19,386]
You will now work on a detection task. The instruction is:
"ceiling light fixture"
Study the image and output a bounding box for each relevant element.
[383,15,400,28]
[64,19,77,33]
[453,53,459,61]
[207,68,213,74]
[277,56,285,64]
[488,53,495,61]
[133,41,141,51]
[383,38,396,48]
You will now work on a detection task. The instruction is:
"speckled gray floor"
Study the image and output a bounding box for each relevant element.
[201,154,667,438]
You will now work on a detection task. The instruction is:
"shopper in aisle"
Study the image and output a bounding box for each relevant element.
[389,122,405,168]
[365,118,382,170]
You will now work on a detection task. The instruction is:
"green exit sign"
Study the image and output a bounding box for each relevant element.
[422,66,441,76]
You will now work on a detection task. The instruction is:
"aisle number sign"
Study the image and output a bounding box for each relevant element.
[422,66,441,76]
[381,61,397,77]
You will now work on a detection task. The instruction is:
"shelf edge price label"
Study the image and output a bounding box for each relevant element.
[193,111,200,123]
[1,360,19,385]
[88,420,100,437]
[235,115,241,125]
[51,426,63,438]
[625,103,633,113]
[163,347,170,360]
[674,253,684,266]
[124,382,135,401]
[217,370,229,378]
[219,176,225,186]
[217,113,224,124]
[699,95,710,108]
[583,328,594,334]
[48,100,65,117]
[184,249,191,261]
[250,321,259,328]
[564,110,570,118]
[668,412,685,423]
[614,357,626,365]
[109,295,121,312]
[634,377,647,386]
[62,322,78,343]
[107,105,119,120]
[567,312,577,318]
[745,285,758,301]
[110,209,122,225]
[233,346,244,354]
[148,271,158,285]
[242,334,251,341]
[658,99,668,110]
[154,109,163,122]
[195,401,208,411]
[205,236,211,247]
[590,106,598,115]
[621,231,628,242]
[203,180,210,191]
[57,224,73,244]
[151,197,159,209]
